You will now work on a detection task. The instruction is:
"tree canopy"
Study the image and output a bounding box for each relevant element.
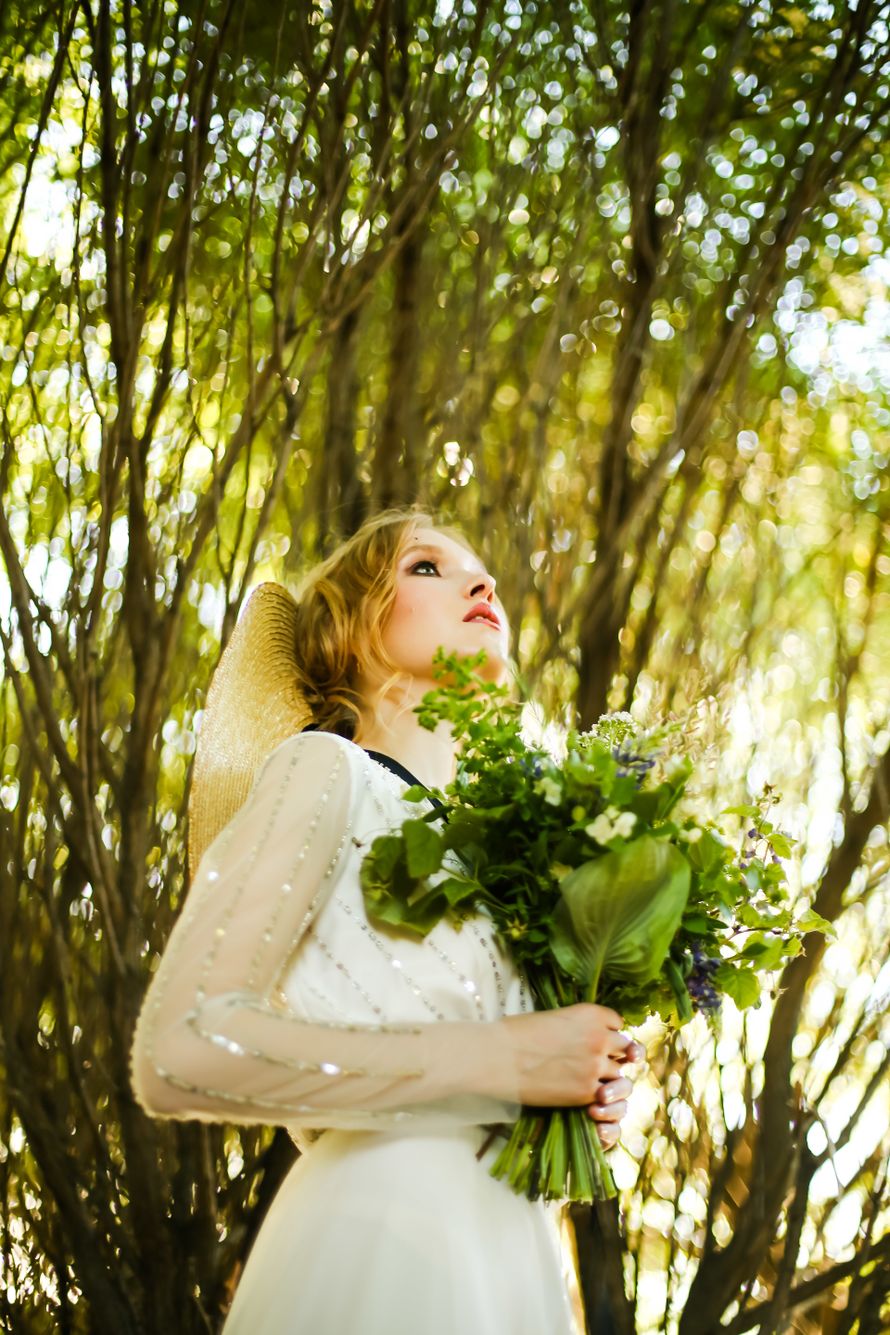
[0,2,888,1332]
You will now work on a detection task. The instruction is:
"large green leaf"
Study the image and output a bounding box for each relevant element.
[367,888,447,938]
[403,819,445,878]
[549,836,691,996]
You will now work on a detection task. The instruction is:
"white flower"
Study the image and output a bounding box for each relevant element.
[586,814,615,844]
[586,807,636,844]
[683,826,703,843]
[536,776,563,806]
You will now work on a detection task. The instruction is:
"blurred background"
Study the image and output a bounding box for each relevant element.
[0,1,887,1331]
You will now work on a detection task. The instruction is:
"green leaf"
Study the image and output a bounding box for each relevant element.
[740,934,786,968]
[402,784,433,803]
[360,834,403,885]
[769,832,794,857]
[796,908,835,936]
[713,965,762,1009]
[549,923,589,982]
[682,911,716,934]
[737,903,767,928]
[402,820,445,878]
[550,835,692,996]
[369,890,445,938]
[437,875,480,909]
[684,830,728,875]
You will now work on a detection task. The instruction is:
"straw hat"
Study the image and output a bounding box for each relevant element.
[187,582,312,874]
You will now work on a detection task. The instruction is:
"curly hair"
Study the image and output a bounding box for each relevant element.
[291,507,475,738]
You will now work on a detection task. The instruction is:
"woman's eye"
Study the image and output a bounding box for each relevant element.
[410,559,439,576]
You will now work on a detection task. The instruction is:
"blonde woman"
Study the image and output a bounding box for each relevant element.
[131,509,642,1335]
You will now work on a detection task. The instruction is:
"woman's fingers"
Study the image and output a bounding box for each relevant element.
[620,1038,646,1065]
[594,1121,621,1149]
[588,1072,634,1137]
[588,1038,644,1144]
[588,1098,627,1122]
[605,1029,633,1058]
[603,1031,643,1062]
[595,1075,634,1105]
[597,1057,627,1084]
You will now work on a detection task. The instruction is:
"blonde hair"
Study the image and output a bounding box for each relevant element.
[291,507,474,737]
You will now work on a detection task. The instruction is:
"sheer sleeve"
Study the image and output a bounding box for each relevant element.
[130,732,521,1130]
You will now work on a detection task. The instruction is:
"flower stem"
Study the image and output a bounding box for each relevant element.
[490,1106,617,1203]
[665,957,694,1022]
[489,967,620,1202]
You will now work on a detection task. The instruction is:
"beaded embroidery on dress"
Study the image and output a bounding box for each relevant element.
[130,731,578,1335]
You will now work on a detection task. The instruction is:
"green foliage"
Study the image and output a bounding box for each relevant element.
[1,0,888,1329]
[361,653,814,1030]
[359,654,829,1205]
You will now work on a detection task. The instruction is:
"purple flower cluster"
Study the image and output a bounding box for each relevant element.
[519,755,544,779]
[612,746,657,784]
[687,942,721,1014]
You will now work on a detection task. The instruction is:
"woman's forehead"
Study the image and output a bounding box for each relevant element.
[403,526,487,572]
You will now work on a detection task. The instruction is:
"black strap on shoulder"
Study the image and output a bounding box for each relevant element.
[301,726,446,814]
[363,749,446,814]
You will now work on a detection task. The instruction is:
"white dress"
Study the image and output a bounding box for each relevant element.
[130,731,578,1335]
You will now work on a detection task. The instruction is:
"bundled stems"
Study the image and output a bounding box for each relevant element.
[490,1108,617,1203]
[488,968,619,1202]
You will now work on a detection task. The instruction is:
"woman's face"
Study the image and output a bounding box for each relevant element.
[376,525,510,687]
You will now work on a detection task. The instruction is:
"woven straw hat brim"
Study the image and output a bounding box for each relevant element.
[188,582,312,874]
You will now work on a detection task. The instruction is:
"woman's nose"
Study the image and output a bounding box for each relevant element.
[466,573,496,601]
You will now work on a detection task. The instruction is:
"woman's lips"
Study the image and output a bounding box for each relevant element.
[463,603,501,629]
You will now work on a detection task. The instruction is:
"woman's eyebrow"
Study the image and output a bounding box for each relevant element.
[402,542,446,558]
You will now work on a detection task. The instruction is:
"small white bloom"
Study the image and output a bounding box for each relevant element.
[684,826,703,843]
[536,776,563,806]
[586,814,615,844]
[613,812,636,838]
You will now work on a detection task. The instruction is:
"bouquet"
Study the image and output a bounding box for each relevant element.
[360,652,828,1203]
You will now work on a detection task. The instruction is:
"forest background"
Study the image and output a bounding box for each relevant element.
[0,1,888,1333]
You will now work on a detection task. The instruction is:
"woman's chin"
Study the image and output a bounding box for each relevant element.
[429,636,510,687]
[458,634,510,683]
[474,650,509,684]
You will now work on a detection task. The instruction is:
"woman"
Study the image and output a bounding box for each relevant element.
[131,509,643,1335]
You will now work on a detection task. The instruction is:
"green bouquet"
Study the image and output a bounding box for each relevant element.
[360,653,827,1203]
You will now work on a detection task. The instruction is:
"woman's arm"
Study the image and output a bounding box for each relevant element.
[130,732,523,1129]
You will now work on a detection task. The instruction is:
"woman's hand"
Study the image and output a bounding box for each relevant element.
[587,1059,643,1149]
[503,1003,640,1111]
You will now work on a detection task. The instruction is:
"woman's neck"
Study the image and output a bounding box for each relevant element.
[354,691,456,791]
